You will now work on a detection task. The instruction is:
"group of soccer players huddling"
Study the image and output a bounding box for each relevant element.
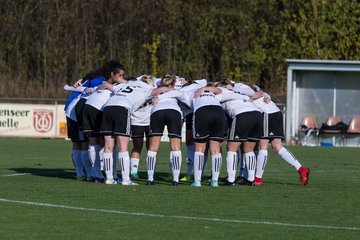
[64,60,310,187]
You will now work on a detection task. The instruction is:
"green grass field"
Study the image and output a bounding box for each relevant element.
[0,138,359,240]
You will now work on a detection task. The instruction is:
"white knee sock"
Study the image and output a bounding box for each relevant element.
[88,145,98,166]
[211,153,222,181]
[171,151,182,182]
[119,151,130,182]
[99,147,104,171]
[146,151,157,181]
[255,150,268,178]
[278,147,301,170]
[89,145,103,179]
[130,158,140,174]
[226,151,237,183]
[244,152,256,181]
[193,152,204,181]
[103,152,114,180]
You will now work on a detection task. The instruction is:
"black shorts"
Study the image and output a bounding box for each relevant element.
[66,117,87,142]
[131,125,150,139]
[193,105,226,143]
[83,104,103,137]
[228,111,263,142]
[261,111,284,140]
[74,98,87,129]
[149,109,182,138]
[100,106,131,137]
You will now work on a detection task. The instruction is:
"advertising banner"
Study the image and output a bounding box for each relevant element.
[0,103,184,141]
[0,103,66,138]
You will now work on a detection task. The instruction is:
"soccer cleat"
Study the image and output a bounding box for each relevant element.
[210,180,218,187]
[180,175,192,182]
[121,180,139,186]
[146,180,155,185]
[115,177,123,184]
[238,179,255,186]
[236,176,246,184]
[94,178,104,184]
[131,172,139,179]
[254,177,263,186]
[172,181,179,186]
[105,179,118,185]
[223,180,236,186]
[191,180,201,187]
[298,167,310,186]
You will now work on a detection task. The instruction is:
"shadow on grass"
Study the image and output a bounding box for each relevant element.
[8,168,299,186]
[7,168,199,186]
[9,167,76,180]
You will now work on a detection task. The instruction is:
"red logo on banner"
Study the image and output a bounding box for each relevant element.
[33,109,54,133]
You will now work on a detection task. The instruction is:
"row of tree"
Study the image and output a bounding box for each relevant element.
[1,0,360,101]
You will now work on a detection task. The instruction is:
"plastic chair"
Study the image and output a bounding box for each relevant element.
[302,115,318,130]
[346,117,360,146]
[319,116,345,146]
[347,117,360,133]
[326,116,342,127]
[299,115,319,146]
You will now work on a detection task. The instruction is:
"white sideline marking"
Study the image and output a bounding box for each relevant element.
[1,173,30,177]
[0,198,359,231]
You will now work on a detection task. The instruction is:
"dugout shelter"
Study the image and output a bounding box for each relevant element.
[286,59,360,146]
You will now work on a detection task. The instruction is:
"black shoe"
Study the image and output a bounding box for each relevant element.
[146,180,155,185]
[223,180,236,186]
[236,176,246,184]
[172,181,179,186]
[238,179,255,186]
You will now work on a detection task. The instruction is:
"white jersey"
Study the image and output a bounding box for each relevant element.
[131,102,152,126]
[233,83,279,113]
[85,84,123,111]
[179,82,206,116]
[175,79,184,90]
[193,91,221,112]
[104,81,154,114]
[154,77,162,87]
[253,96,280,114]
[193,88,251,113]
[194,79,208,86]
[233,83,256,97]
[175,78,207,90]
[220,87,261,118]
[152,89,189,117]
[216,89,251,103]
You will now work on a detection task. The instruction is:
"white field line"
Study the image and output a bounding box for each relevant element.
[1,173,30,177]
[0,197,359,231]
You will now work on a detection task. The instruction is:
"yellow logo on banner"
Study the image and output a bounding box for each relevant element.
[58,121,67,137]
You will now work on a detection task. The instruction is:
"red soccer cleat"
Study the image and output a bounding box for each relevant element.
[298,167,310,186]
[254,177,263,186]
